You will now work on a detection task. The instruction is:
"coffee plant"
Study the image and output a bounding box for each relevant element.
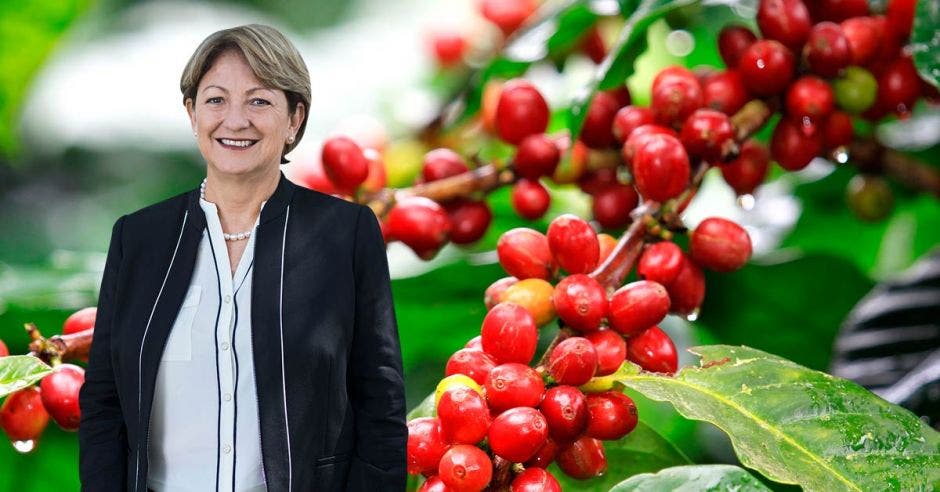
[2,0,940,489]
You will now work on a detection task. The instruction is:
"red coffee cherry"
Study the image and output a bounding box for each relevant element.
[627,326,678,374]
[547,214,600,275]
[485,363,546,412]
[514,134,560,179]
[886,0,916,41]
[690,218,752,272]
[592,184,639,230]
[808,0,869,22]
[876,56,922,115]
[485,277,519,311]
[538,385,588,443]
[552,274,607,332]
[496,80,550,145]
[446,199,492,245]
[489,407,549,463]
[620,124,675,169]
[418,475,448,492]
[651,66,704,128]
[637,241,684,286]
[407,417,448,475]
[480,0,538,35]
[822,111,855,151]
[510,467,562,492]
[584,329,627,376]
[0,339,7,357]
[720,139,770,196]
[497,228,554,280]
[0,386,50,446]
[524,436,560,468]
[39,364,84,432]
[465,336,484,351]
[786,76,835,123]
[803,22,851,78]
[770,118,823,171]
[580,91,622,149]
[438,444,493,491]
[63,307,96,335]
[511,179,551,221]
[386,196,452,260]
[422,148,469,183]
[632,134,691,202]
[429,31,467,67]
[718,25,757,68]
[446,348,497,386]
[738,39,796,96]
[608,281,671,336]
[667,254,706,315]
[577,167,618,196]
[841,17,879,66]
[757,0,812,51]
[680,109,736,163]
[612,106,656,144]
[548,337,598,386]
[585,391,638,440]
[556,436,607,479]
[481,302,539,365]
[579,26,608,64]
[702,70,749,115]
[321,136,370,193]
[438,386,491,445]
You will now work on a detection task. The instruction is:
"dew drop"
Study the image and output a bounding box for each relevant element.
[737,194,755,210]
[686,308,700,322]
[12,440,35,454]
[833,147,849,164]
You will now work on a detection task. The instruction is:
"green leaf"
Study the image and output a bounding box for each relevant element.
[610,464,771,491]
[0,355,52,399]
[697,254,874,370]
[911,0,940,88]
[551,421,691,490]
[406,391,436,421]
[616,346,940,492]
[0,0,92,158]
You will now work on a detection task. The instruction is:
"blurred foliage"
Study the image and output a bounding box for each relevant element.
[1,0,940,489]
[0,0,92,158]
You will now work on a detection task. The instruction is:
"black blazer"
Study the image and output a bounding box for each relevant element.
[77,172,407,491]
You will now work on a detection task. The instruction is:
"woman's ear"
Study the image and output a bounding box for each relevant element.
[290,102,306,135]
[185,97,196,133]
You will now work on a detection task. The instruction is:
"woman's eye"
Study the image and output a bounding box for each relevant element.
[251,99,270,106]
[206,97,222,104]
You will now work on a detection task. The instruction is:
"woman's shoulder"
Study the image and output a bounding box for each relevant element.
[122,188,193,226]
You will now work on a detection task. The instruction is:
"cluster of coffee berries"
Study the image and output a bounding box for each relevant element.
[407,210,753,488]
[0,307,95,453]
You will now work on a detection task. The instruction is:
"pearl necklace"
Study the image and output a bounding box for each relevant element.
[200,178,254,242]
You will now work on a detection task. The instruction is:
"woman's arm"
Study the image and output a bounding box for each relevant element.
[78,215,129,491]
[346,205,408,491]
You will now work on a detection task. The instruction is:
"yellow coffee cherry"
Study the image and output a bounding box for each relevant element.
[435,374,484,408]
[501,278,556,327]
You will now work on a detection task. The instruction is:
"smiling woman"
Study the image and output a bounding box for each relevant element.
[77,24,407,492]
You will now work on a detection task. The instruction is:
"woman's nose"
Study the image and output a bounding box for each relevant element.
[222,101,251,130]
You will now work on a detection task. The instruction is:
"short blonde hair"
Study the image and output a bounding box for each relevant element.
[180,24,311,164]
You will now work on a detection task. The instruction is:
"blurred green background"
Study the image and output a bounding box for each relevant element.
[1,0,938,490]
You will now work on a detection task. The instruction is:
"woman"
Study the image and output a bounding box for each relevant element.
[77,24,407,492]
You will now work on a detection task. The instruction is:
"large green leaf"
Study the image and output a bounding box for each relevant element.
[551,421,691,491]
[0,355,52,399]
[911,0,940,88]
[697,253,874,370]
[610,464,771,491]
[615,345,940,491]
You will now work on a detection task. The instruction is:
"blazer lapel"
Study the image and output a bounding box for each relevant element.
[251,172,297,490]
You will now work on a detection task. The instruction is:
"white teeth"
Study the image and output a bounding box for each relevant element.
[220,139,255,147]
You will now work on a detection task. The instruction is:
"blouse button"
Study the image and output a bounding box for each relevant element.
[223,444,232,454]
[223,393,232,402]
[221,342,230,351]
[224,295,232,304]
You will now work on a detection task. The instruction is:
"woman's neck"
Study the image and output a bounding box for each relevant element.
[203,167,280,231]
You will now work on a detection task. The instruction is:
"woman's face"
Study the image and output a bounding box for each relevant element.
[186,49,304,178]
